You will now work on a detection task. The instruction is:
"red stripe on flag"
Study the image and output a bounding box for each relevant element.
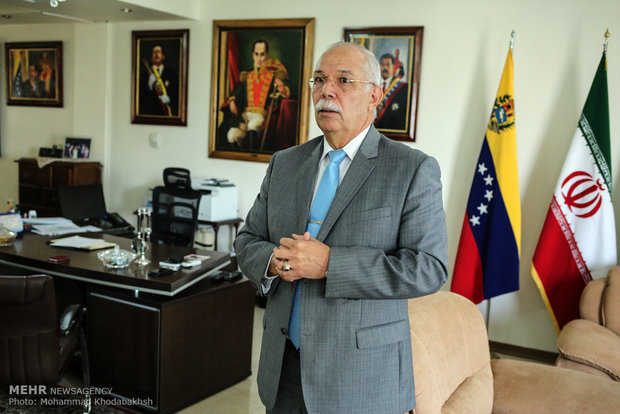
[532,207,584,328]
[451,215,484,303]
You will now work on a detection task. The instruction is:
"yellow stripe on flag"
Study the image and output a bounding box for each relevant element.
[486,49,521,254]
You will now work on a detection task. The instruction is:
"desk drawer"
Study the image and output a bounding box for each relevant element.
[19,163,52,186]
[19,186,59,207]
[19,185,45,205]
[52,164,101,186]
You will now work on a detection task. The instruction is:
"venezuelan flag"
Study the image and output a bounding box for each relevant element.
[451,48,521,303]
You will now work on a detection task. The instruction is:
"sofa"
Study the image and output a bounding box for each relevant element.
[556,266,620,381]
[408,291,620,413]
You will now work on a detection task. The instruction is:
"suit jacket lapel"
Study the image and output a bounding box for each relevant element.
[316,127,380,241]
[296,139,323,234]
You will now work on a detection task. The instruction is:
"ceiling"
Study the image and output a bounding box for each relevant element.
[0,0,193,24]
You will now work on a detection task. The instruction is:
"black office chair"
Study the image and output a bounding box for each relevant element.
[151,185,201,248]
[0,275,91,413]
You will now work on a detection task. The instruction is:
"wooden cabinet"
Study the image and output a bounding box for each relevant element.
[15,158,102,217]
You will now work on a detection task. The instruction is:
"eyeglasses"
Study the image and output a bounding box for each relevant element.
[308,75,377,92]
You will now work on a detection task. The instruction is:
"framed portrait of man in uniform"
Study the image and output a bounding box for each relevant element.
[209,18,315,163]
[5,41,63,107]
[131,29,189,126]
[344,26,424,142]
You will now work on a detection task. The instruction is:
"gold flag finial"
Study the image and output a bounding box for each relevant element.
[604,28,610,53]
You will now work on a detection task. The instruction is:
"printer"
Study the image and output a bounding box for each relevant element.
[191,177,239,221]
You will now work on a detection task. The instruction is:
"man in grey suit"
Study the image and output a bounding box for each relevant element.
[234,42,448,414]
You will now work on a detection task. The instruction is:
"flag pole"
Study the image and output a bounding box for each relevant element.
[485,299,491,330]
[486,29,516,335]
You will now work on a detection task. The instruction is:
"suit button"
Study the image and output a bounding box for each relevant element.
[281,328,288,336]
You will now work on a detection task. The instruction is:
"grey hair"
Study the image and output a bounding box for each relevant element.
[315,41,382,86]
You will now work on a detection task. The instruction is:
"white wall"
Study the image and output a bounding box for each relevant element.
[1,0,619,352]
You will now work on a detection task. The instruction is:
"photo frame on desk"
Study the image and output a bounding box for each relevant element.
[344,26,423,142]
[5,41,63,107]
[64,137,91,159]
[209,18,315,163]
[131,29,189,126]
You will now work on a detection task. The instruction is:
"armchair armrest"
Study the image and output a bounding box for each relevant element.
[59,303,84,336]
[492,358,620,414]
[557,319,620,381]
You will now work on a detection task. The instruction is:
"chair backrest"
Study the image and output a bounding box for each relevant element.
[151,185,201,247]
[581,266,620,336]
[408,291,493,414]
[163,167,192,190]
[0,275,60,384]
[601,267,620,335]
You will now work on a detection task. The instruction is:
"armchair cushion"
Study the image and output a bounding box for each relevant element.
[557,319,620,380]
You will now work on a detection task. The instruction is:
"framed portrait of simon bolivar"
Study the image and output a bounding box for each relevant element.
[5,41,63,107]
[131,29,189,126]
[209,18,315,163]
[344,26,424,142]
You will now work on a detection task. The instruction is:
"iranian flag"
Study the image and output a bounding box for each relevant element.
[531,51,617,331]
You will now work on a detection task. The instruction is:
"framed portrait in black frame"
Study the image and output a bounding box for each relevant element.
[344,26,424,142]
[131,29,189,126]
[5,41,63,107]
[209,18,315,163]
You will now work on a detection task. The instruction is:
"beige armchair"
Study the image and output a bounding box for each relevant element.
[408,291,620,414]
[556,266,620,380]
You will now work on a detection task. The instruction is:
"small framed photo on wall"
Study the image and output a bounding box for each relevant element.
[131,29,189,126]
[209,18,315,163]
[5,41,63,107]
[344,26,424,141]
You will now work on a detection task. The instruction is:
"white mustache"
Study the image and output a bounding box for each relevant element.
[314,99,342,113]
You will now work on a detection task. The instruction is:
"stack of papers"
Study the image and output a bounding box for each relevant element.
[49,235,116,251]
[25,217,102,236]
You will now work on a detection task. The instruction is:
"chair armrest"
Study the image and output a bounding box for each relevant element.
[59,303,84,336]
[492,358,620,414]
[557,319,620,380]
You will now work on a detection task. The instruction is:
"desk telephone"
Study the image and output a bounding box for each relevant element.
[105,212,130,228]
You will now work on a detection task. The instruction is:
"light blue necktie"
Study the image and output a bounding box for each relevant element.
[288,149,347,349]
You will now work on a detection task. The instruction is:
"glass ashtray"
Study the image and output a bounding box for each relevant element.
[0,225,16,247]
[97,246,136,269]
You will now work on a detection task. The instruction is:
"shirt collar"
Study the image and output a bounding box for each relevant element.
[321,125,370,162]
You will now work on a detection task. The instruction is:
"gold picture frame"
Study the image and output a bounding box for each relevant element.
[209,18,315,162]
[5,41,63,107]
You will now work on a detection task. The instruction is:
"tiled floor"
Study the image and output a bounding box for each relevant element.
[178,306,265,414]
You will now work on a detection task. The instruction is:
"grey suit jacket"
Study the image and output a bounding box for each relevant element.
[234,126,448,414]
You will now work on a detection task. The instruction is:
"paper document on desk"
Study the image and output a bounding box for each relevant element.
[32,222,87,236]
[23,217,72,225]
[29,218,102,236]
[49,235,116,251]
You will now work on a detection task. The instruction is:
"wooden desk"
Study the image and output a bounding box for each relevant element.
[0,232,230,296]
[0,233,255,414]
